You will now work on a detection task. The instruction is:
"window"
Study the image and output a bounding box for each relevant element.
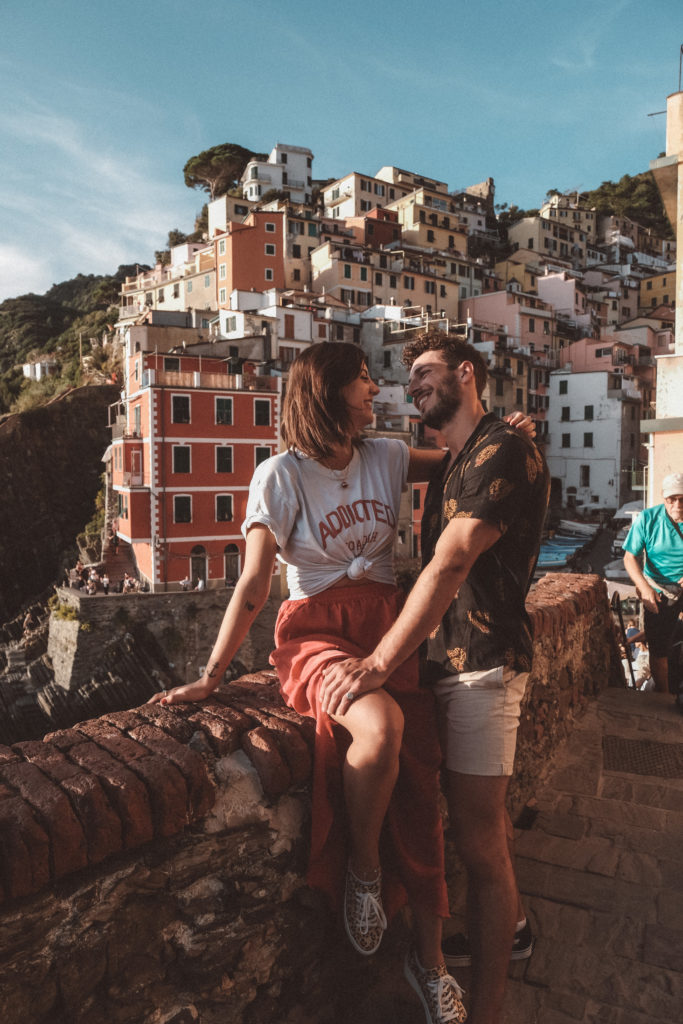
[375,272,383,285]
[360,267,367,282]
[235,204,248,215]
[219,288,227,304]
[425,281,436,294]
[292,244,301,258]
[265,268,273,281]
[584,432,593,448]
[584,404,594,421]
[559,380,568,395]
[219,264,226,279]
[187,280,193,293]
[174,496,192,523]
[255,446,271,466]
[561,406,570,421]
[218,239,226,255]
[440,284,447,297]
[495,379,504,396]
[403,276,415,290]
[204,275,211,288]
[164,357,180,372]
[561,433,571,448]
[254,399,271,426]
[580,465,590,487]
[216,446,233,473]
[265,222,276,232]
[308,223,317,237]
[172,395,190,423]
[516,388,523,406]
[427,230,435,242]
[528,318,535,332]
[265,243,276,255]
[284,313,295,337]
[173,446,191,474]
[216,494,233,522]
[216,397,233,425]
[384,350,391,368]
[389,275,397,288]
[293,268,301,281]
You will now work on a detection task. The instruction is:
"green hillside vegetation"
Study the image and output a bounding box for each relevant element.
[581,171,673,238]
[0,265,143,415]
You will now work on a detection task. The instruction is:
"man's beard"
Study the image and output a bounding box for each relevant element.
[420,382,462,430]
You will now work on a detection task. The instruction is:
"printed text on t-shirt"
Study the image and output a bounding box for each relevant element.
[318,499,396,550]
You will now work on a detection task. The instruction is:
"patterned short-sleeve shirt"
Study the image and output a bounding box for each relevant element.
[421,413,549,679]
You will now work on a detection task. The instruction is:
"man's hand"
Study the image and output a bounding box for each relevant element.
[320,658,389,717]
[147,677,217,706]
[637,583,661,614]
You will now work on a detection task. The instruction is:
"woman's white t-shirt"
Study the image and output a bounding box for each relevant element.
[242,438,410,599]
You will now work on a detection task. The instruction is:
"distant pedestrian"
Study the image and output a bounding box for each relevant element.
[102,573,110,595]
[111,533,119,555]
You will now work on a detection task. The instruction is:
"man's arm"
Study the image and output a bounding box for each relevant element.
[320,515,501,716]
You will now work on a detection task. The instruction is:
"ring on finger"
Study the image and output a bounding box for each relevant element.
[345,691,355,702]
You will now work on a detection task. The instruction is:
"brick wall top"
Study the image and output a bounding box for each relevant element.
[0,572,607,906]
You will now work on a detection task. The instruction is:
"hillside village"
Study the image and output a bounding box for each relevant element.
[88,142,676,594]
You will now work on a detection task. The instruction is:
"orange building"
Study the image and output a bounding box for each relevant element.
[109,345,280,591]
[215,211,286,308]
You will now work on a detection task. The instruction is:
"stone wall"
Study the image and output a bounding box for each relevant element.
[0,385,119,622]
[0,574,623,1024]
[48,589,281,690]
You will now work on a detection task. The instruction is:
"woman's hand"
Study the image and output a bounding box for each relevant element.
[505,411,536,439]
[147,677,217,706]
[320,657,389,717]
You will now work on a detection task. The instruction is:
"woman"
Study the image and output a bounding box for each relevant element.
[150,343,526,1022]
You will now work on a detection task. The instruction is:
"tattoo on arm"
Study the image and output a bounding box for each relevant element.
[245,601,255,611]
[206,662,220,678]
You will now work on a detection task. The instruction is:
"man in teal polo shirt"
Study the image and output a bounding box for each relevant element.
[623,472,683,695]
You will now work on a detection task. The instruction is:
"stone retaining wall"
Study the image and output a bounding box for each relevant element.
[0,574,623,1024]
[48,588,281,690]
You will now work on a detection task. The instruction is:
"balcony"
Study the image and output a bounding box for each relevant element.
[143,369,278,392]
[122,471,145,487]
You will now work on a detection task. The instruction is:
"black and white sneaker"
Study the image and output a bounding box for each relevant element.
[442,921,535,968]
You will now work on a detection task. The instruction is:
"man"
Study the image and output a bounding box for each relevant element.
[322,331,549,1024]
[623,473,683,695]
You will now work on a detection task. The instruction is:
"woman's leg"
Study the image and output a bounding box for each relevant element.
[329,688,404,879]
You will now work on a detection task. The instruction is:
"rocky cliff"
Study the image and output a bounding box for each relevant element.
[0,385,118,622]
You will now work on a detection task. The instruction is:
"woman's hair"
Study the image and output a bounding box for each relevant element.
[281,342,369,458]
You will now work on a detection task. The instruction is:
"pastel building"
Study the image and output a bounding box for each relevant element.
[546,368,642,511]
[108,338,280,591]
[242,144,314,205]
[645,89,683,501]
[215,212,286,308]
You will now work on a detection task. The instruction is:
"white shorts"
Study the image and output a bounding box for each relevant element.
[433,665,529,776]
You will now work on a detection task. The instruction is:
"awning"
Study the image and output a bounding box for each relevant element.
[101,445,112,463]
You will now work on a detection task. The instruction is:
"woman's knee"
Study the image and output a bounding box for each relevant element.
[354,697,404,759]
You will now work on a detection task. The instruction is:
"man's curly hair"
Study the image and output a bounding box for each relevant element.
[401,328,488,398]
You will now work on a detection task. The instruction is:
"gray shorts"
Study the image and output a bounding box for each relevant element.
[433,665,529,776]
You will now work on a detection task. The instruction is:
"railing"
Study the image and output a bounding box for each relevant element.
[147,369,278,393]
[122,472,145,487]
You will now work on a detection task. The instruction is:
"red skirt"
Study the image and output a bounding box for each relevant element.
[271,581,449,922]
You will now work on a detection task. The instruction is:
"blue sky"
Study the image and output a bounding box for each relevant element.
[0,0,680,302]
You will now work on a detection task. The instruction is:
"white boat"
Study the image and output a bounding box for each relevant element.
[558,519,601,537]
[604,558,631,582]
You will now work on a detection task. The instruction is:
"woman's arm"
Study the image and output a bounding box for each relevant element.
[148,524,278,705]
